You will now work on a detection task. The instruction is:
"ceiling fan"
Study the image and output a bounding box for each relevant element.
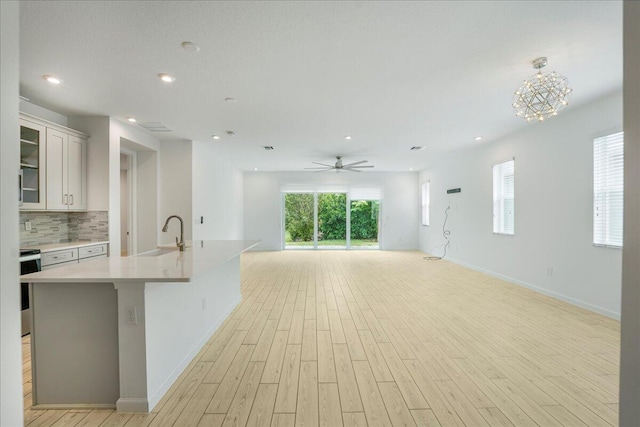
[304,156,374,172]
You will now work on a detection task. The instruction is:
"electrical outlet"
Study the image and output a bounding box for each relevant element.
[25,221,32,231]
[126,306,137,325]
[547,267,554,277]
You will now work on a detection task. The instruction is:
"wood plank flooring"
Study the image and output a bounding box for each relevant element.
[22,250,620,426]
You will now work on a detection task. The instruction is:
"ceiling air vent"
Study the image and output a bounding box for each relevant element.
[261,146,274,151]
[410,146,425,151]
[138,122,172,132]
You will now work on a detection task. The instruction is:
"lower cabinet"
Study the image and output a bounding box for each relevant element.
[41,248,78,270]
[41,244,109,270]
[79,244,108,263]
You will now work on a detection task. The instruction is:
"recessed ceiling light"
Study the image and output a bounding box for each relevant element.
[158,73,175,83]
[225,98,237,103]
[410,146,425,151]
[43,75,62,84]
[181,41,200,52]
[409,168,414,171]
[474,136,483,141]
[345,135,352,140]
[254,168,258,171]
[212,135,220,140]
[126,117,136,123]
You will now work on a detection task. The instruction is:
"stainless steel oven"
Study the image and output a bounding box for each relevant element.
[20,249,41,336]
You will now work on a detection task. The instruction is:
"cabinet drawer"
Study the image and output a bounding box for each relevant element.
[79,244,108,259]
[41,248,78,267]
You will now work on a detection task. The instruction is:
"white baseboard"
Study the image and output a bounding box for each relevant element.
[116,398,148,412]
[443,255,620,320]
[32,403,116,411]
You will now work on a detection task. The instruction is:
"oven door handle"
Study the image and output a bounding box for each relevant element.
[19,254,41,262]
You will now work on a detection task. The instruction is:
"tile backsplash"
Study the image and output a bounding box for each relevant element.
[20,211,108,246]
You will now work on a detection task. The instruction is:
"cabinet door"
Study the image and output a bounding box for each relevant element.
[67,136,87,211]
[46,129,68,210]
[20,119,47,210]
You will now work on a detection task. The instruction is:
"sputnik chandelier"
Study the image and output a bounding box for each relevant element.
[513,57,572,122]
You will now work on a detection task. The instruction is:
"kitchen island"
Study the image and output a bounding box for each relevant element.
[22,240,259,413]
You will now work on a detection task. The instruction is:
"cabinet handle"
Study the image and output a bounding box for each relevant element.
[70,194,74,205]
[64,194,68,205]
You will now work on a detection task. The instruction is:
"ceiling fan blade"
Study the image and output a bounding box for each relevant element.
[304,166,334,170]
[311,162,333,167]
[345,165,374,169]
[342,160,368,167]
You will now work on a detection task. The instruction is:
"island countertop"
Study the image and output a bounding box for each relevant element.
[22,240,260,284]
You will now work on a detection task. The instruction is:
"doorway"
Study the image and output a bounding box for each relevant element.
[283,192,379,250]
[119,151,134,256]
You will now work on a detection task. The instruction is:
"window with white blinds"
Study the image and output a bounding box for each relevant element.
[421,182,430,226]
[493,160,515,235]
[594,132,624,247]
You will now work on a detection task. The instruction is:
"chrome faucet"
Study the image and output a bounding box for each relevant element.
[162,215,185,251]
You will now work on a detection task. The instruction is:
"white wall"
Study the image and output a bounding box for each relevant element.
[68,117,162,255]
[136,150,158,253]
[244,171,418,251]
[192,141,244,240]
[1,2,23,425]
[419,91,623,318]
[620,1,640,424]
[158,140,193,245]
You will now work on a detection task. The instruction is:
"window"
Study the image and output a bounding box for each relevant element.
[594,132,624,247]
[493,160,515,235]
[421,182,430,226]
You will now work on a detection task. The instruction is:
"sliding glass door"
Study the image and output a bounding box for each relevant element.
[283,192,380,250]
[317,193,347,249]
[350,200,379,249]
[284,193,315,249]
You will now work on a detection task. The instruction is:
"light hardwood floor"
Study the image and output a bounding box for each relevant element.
[22,250,620,426]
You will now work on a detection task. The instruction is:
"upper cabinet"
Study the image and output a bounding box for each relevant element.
[20,119,47,210]
[19,113,88,211]
[46,129,87,211]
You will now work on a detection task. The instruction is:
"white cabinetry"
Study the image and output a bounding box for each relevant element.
[41,243,109,270]
[46,129,87,211]
[19,119,47,210]
[41,248,79,270]
[78,244,108,263]
[19,113,88,212]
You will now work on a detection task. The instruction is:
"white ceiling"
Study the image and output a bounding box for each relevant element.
[19,1,622,172]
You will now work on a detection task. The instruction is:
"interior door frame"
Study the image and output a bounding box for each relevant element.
[120,148,137,256]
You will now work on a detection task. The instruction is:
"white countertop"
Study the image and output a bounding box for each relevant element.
[22,240,110,253]
[22,240,260,284]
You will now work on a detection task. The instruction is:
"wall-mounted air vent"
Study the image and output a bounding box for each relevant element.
[261,146,274,151]
[410,146,425,151]
[138,122,172,132]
